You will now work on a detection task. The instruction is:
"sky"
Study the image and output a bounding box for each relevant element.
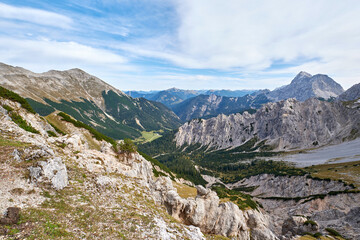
[0,0,360,91]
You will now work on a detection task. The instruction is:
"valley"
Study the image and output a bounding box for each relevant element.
[0,64,360,240]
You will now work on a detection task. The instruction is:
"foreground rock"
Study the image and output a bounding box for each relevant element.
[153,177,278,239]
[229,174,360,239]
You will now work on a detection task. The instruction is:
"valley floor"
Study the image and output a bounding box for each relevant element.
[268,138,360,167]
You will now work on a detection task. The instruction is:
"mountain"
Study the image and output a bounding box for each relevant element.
[171,93,270,122]
[124,90,159,99]
[174,98,360,151]
[2,87,359,240]
[204,89,256,97]
[0,86,279,239]
[338,83,360,101]
[0,63,181,139]
[268,71,344,101]
[125,88,258,108]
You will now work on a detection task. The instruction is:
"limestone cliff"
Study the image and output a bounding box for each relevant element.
[175,98,360,151]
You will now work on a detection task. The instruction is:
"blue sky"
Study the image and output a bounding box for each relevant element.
[0,0,360,90]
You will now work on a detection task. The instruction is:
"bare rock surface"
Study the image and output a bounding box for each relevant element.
[227,174,351,198]
[268,72,344,101]
[152,177,278,239]
[175,98,360,151]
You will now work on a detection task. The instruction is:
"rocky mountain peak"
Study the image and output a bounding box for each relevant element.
[268,72,344,101]
[291,71,312,84]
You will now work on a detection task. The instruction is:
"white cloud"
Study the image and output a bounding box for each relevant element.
[0,37,132,74]
[0,3,72,29]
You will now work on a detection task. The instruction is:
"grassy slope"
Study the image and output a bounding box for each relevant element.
[306,160,360,187]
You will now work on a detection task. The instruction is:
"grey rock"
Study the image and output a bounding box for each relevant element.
[11,149,22,162]
[268,72,344,101]
[227,174,351,198]
[175,98,360,151]
[338,83,360,101]
[153,177,278,239]
[28,157,68,190]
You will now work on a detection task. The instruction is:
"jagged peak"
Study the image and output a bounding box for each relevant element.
[291,71,312,84]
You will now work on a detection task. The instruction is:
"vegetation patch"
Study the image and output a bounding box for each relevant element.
[58,112,117,150]
[211,185,258,210]
[8,111,39,134]
[134,130,162,143]
[0,86,36,113]
[26,98,55,116]
[305,160,360,188]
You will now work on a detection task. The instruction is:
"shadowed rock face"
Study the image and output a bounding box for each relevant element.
[268,71,344,101]
[175,98,360,151]
[338,83,360,101]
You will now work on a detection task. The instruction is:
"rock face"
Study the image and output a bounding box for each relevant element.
[230,174,360,239]
[338,83,360,101]
[172,93,269,122]
[227,174,352,198]
[29,157,68,190]
[268,71,344,101]
[175,98,360,151]
[152,177,278,239]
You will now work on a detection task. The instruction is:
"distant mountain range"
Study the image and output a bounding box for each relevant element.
[0,63,181,139]
[127,71,345,122]
[125,88,257,108]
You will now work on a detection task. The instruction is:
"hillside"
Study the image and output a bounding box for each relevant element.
[0,87,281,239]
[0,63,181,139]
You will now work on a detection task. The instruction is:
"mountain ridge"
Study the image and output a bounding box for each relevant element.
[0,62,181,139]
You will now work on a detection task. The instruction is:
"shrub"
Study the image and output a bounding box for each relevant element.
[0,86,35,113]
[47,121,66,135]
[9,112,39,134]
[304,220,318,226]
[325,228,341,237]
[119,138,137,153]
[2,104,13,112]
[47,131,57,137]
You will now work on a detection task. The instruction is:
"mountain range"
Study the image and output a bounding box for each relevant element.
[126,71,345,122]
[0,63,181,139]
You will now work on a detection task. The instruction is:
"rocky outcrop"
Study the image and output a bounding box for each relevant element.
[28,157,68,190]
[338,83,360,101]
[175,98,360,151]
[227,174,352,198]
[232,174,360,239]
[281,216,318,238]
[0,207,20,225]
[268,71,344,101]
[152,177,278,239]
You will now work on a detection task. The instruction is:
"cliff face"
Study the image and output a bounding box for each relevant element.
[227,174,360,240]
[175,98,360,151]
